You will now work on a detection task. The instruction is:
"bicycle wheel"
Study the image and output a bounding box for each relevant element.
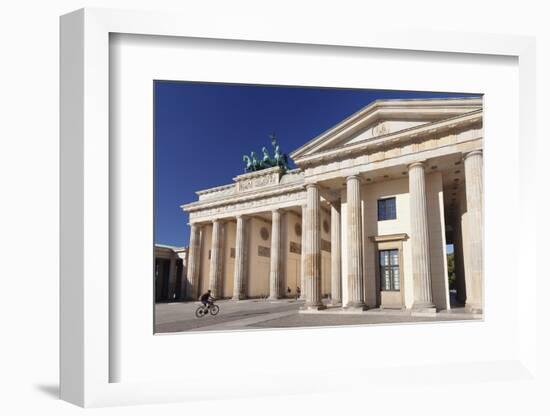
[195,306,206,318]
[210,304,220,316]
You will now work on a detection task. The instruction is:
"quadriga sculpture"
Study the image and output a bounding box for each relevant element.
[242,134,290,173]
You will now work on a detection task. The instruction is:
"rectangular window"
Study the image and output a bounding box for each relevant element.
[289,242,302,254]
[258,246,271,257]
[379,249,400,291]
[321,239,331,252]
[377,197,397,221]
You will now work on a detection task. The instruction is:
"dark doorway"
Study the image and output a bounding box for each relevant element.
[155,258,171,302]
[174,259,184,299]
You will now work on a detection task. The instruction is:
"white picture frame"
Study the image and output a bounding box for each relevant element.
[60,7,538,408]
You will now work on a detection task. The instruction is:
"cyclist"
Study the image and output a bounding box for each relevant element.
[199,290,214,310]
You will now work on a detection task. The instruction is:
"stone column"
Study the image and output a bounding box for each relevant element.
[232,215,248,300]
[463,150,483,313]
[208,220,223,298]
[167,256,177,300]
[269,209,282,300]
[186,224,201,300]
[345,175,366,310]
[180,251,188,299]
[453,206,467,305]
[300,204,307,300]
[409,162,435,311]
[303,184,326,310]
[330,201,342,305]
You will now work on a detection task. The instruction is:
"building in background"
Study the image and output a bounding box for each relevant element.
[154,245,188,302]
[180,98,483,314]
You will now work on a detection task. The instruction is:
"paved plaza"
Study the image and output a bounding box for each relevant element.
[154,299,481,334]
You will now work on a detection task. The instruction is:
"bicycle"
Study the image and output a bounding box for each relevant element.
[195,302,220,318]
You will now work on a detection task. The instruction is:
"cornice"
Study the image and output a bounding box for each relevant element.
[195,182,235,196]
[369,233,409,242]
[290,97,482,160]
[182,180,306,213]
[232,165,282,181]
[293,110,482,168]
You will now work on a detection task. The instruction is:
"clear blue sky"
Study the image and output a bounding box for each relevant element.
[154,81,480,247]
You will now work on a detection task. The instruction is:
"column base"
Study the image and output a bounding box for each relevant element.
[344,301,368,311]
[301,303,327,311]
[465,303,483,314]
[232,295,247,301]
[329,301,342,307]
[411,302,437,316]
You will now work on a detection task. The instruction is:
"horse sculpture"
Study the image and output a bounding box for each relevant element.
[262,146,274,168]
[242,134,290,173]
[242,155,252,172]
[250,151,260,170]
[271,137,289,169]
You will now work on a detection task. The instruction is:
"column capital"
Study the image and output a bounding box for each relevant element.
[463,149,483,161]
[408,161,426,170]
[271,208,282,215]
[305,182,319,190]
[345,174,361,182]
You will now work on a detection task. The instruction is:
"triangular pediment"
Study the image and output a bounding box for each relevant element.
[290,98,482,161]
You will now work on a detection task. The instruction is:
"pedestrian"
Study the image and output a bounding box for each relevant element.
[287,286,291,298]
[296,286,301,300]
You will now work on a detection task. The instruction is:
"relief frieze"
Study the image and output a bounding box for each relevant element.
[189,190,306,220]
[237,171,279,192]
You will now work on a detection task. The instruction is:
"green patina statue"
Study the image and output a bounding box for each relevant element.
[250,151,259,169]
[261,146,271,167]
[242,154,252,171]
[242,134,290,173]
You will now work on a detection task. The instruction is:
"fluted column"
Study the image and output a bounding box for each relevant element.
[330,201,342,305]
[269,209,282,300]
[409,162,435,311]
[346,175,366,310]
[180,252,189,299]
[460,187,472,305]
[186,224,201,300]
[208,220,223,298]
[454,211,467,305]
[232,215,248,300]
[303,184,325,310]
[300,204,307,300]
[463,150,483,313]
